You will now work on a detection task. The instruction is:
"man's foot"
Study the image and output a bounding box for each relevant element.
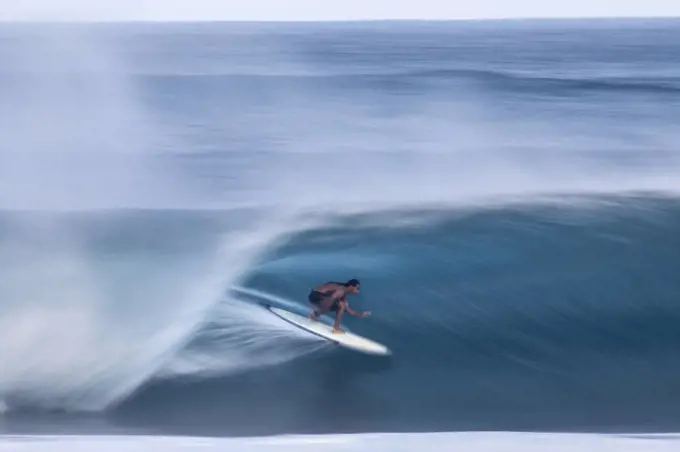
[332,328,345,334]
[309,313,319,321]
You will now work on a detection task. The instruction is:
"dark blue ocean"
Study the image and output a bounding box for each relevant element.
[1,19,680,441]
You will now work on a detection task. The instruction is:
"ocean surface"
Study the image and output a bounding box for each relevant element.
[2,18,680,450]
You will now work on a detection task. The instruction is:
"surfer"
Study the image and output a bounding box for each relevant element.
[308,279,371,334]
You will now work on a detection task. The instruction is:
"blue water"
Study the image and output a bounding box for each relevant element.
[1,19,680,437]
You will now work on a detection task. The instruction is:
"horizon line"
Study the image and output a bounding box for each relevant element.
[2,15,680,24]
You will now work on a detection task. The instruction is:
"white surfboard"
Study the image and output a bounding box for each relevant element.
[265,305,391,356]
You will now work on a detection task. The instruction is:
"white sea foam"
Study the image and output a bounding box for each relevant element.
[1,432,680,452]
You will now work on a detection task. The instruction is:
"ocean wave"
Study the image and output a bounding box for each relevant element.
[51,69,678,96]
[3,20,680,437]
[102,195,680,435]
[6,66,672,97]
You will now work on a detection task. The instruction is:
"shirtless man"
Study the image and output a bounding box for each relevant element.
[307,279,371,334]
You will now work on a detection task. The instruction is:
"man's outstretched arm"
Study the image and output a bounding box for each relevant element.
[343,301,371,318]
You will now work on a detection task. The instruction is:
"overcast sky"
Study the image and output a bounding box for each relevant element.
[2,0,680,22]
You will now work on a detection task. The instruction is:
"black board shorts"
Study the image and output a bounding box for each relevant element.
[308,290,340,312]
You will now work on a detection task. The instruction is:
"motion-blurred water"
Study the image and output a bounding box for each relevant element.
[1,20,679,439]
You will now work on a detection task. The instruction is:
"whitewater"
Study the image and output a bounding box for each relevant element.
[1,18,680,451]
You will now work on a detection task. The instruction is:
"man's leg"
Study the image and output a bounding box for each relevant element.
[332,302,346,334]
[309,297,337,320]
[309,295,335,320]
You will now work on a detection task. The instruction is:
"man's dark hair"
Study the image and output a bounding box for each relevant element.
[328,279,360,287]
